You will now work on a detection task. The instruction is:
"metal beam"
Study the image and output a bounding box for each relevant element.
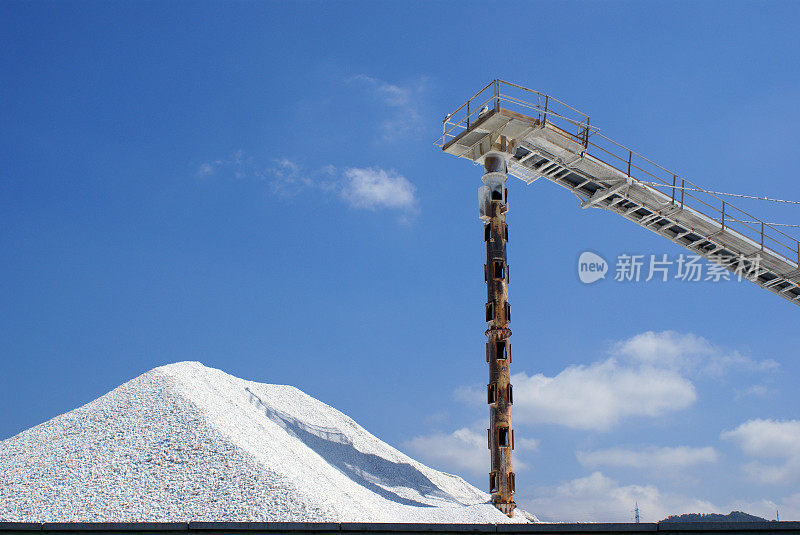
[581,182,628,209]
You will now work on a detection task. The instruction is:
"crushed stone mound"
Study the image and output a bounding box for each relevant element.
[1,361,535,523]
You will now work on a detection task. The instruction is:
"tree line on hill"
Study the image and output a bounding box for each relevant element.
[661,511,769,523]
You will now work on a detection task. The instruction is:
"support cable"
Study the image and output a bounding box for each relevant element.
[641,181,800,205]
[711,220,800,228]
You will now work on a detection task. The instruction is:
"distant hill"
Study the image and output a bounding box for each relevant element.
[661,511,768,523]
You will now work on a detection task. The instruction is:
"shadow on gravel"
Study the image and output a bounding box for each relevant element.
[246,387,463,508]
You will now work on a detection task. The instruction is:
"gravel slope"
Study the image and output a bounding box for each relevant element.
[1,362,534,523]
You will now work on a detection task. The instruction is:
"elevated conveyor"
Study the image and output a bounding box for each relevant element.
[437,81,800,306]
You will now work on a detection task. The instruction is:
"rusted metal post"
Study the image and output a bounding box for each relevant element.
[722,202,726,229]
[478,149,516,517]
[583,117,590,148]
[543,95,549,124]
[627,150,632,177]
[671,175,677,204]
[681,179,685,209]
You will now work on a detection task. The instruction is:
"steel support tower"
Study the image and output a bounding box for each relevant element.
[480,146,515,517]
[436,79,800,521]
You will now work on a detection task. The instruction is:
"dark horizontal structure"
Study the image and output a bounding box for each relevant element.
[1,523,799,535]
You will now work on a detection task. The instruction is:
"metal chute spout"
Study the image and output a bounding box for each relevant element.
[479,185,492,222]
[484,152,507,174]
[482,151,509,206]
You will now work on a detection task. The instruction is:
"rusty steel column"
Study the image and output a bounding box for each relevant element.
[479,149,515,517]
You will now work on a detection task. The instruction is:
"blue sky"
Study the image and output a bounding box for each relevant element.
[2,0,800,523]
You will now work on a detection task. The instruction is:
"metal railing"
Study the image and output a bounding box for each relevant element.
[437,80,800,268]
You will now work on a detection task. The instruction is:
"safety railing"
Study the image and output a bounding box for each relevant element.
[437,80,594,152]
[437,80,800,268]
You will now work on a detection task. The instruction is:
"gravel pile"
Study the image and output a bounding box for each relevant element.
[1,362,533,523]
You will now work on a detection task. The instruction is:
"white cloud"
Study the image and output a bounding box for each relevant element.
[713,491,800,521]
[736,383,771,399]
[777,492,800,521]
[578,446,718,470]
[351,75,426,140]
[456,331,775,432]
[195,149,247,180]
[515,436,541,451]
[423,411,450,426]
[614,331,715,368]
[456,359,696,431]
[196,154,419,216]
[614,330,778,377]
[700,494,800,522]
[722,419,800,457]
[511,362,696,431]
[722,419,800,485]
[196,162,216,177]
[403,428,486,478]
[264,158,338,195]
[403,427,537,478]
[374,81,411,107]
[195,151,242,178]
[341,167,417,211]
[525,471,718,523]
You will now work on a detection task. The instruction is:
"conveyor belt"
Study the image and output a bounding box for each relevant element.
[438,81,800,307]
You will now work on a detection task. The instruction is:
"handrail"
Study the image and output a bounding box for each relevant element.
[497,78,591,117]
[436,80,800,268]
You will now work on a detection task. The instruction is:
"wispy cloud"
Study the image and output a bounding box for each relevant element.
[613,331,778,377]
[525,471,718,523]
[350,74,427,141]
[735,383,772,399]
[195,152,418,218]
[527,471,799,523]
[722,419,800,485]
[196,162,216,177]
[195,149,245,179]
[578,446,719,470]
[264,158,338,195]
[402,428,488,478]
[403,427,538,478]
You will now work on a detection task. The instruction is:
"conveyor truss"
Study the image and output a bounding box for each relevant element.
[437,80,800,306]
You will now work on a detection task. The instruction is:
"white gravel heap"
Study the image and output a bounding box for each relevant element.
[1,361,534,523]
